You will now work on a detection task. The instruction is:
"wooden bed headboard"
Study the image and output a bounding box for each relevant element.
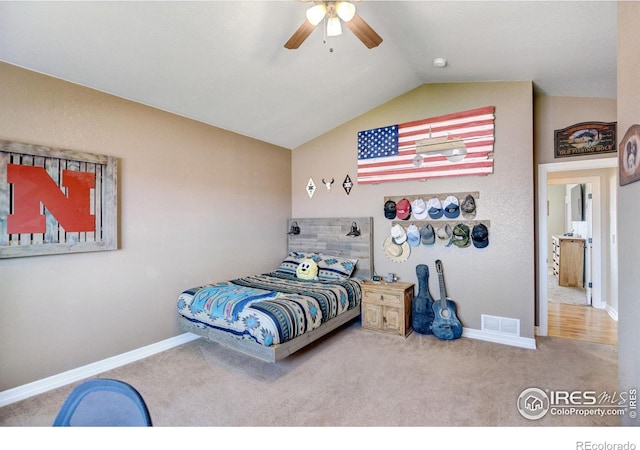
[287,217,374,280]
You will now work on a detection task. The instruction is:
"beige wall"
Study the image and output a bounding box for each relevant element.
[616,1,640,426]
[534,96,617,165]
[0,62,292,390]
[292,82,536,338]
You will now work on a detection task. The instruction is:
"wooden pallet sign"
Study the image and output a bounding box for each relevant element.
[0,139,118,258]
[356,106,496,184]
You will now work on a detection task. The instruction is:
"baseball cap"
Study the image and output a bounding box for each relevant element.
[472,223,489,248]
[390,223,407,245]
[384,200,396,219]
[436,224,452,246]
[407,224,421,247]
[443,195,460,219]
[427,197,444,219]
[451,223,470,248]
[420,223,435,245]
[460,194,477,219]
[396,198,412,220]
[411,198,429,220]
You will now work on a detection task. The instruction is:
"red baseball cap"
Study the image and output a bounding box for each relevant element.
[395,198,412,220]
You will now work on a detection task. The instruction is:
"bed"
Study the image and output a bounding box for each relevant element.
[177,217,373,362]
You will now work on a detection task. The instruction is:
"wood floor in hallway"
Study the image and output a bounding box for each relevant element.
[548,302,618,346]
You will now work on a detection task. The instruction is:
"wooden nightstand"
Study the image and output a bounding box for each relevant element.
[360,280,414,337]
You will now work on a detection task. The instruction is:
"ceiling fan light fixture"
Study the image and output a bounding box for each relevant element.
[285,0,382,50]
[327,16,342,36]
[336,1,356,22]
[306,4,327,26]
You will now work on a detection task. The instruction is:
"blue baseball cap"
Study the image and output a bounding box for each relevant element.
[443,195,460,219]
[407,224,421,247]
[427,197,443,219]
[472,223,489,248]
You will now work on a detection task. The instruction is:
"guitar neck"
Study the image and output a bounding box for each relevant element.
[437,272,447,303]
[435,260,447,306]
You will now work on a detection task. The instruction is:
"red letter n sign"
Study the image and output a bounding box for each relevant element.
[1,139,118,258]
[7,165,95,234]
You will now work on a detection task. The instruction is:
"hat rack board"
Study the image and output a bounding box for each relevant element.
[385,191,490,236]
[390,219,491,229]
[384,191,487,226]
[383,191,480,207]
[287,217,374,280]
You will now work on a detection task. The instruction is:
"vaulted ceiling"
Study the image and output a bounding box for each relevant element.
[0,1,617,149]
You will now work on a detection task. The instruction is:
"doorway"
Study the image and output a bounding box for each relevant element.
[546,180,592,306]
[537,158,618,344]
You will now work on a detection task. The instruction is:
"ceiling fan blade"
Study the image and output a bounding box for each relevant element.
[284,20,317,49]
[344,13,383,49]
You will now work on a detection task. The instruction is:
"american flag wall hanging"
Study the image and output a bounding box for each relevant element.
[357,106,495,184]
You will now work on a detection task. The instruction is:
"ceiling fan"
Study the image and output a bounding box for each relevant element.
[284,1,383,49]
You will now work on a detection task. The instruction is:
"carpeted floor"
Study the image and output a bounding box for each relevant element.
[0,320,620,427]
[547,268,587,305]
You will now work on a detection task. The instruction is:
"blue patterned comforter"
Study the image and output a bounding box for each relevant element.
[177,271,362,347]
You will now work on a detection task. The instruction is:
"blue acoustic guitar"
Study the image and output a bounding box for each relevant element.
[431,259,463,340]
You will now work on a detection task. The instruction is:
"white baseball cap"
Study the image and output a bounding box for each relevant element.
[411,198,429,220]
[390,223,407,244]
[407,224,421,247]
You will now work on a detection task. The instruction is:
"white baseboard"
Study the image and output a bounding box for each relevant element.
[0,333,200,408]
[606,305,618,322]
[463,327,537,350]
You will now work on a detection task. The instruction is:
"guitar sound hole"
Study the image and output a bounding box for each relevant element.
[441,309,450,319]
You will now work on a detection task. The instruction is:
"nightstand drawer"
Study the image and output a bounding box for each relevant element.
[362,289,403,307]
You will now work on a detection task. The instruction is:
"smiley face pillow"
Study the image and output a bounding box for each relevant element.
[296,258,319,280]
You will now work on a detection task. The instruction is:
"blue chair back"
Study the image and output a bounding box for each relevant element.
[53,378,152,426]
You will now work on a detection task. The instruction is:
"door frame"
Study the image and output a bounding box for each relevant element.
[536,158,617,336]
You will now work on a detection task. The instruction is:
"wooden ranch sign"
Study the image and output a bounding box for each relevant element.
[0,139,118,258]
[554,121,617,158]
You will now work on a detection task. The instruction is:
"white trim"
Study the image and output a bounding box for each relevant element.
[462,327,537,350]
[606,305,619,322]
[537,158,617,336]
[0,333,200,408]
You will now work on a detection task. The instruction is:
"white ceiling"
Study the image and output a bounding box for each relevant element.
[0,1,617,149]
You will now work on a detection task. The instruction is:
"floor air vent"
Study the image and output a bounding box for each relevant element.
[481,314,520,336]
